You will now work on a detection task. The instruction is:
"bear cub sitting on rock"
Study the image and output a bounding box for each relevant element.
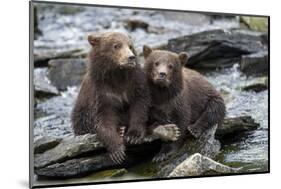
[71,32,151,164]
[143,45,226,162]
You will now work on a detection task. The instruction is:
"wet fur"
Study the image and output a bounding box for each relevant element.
[71,32,150,164]
[144,48,226,161]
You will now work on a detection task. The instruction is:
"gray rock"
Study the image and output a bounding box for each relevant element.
[35,155,115,178]
[34,117,258,178]
[240,51,268,76]
[242,77,268,92]
[34,68,59,98]
[34,48,87,67]
[161,12,212,26]
[48,58,86,91]
[216,116,259,138]
[33,6,42,39]
[34,141,159,178]
[34,136,62,154]
[34,134,102,169]
[157,125,221,177]
[167,29,267,70]
[124,19,149,31]
[34,124,179,170]
[168,153,240,177]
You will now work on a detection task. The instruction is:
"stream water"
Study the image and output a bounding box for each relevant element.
[33,3,268,185]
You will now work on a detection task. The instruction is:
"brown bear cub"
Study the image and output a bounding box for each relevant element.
[71,32,150,164]
[143,45,226,162]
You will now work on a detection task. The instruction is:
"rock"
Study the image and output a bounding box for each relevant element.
[158,115,260,177]
[162,12,211,26]
[33,6,42,39]
[48,58,86,91]
[242,77,268,92]
[260,33,269,46]
[35,155,116,178]
[124,19,149,31]
[35,142,159,178]
[34,134,102,169]
[157,124,221,177]
[240,51,268,76]
[35,124,179,170]
[216,116,259,138]
[167,29,267,70]
[147,26,166,34]
[168,153,240,177]
[34,117,258,178]
[210,15,236,20]
[57,6,85,15]
[34,48,87,67]
[240,16,268,32]
[34,136,62,154]
[34,68,59,98]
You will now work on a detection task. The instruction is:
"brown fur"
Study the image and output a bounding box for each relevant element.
[71,32,150,164]
[143,46,226,162]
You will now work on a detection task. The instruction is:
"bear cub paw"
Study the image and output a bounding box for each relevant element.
[109,145,126,165]
[153,124,181,142]
[125,125,146,145]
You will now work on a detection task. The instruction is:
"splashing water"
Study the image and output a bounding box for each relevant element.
[205,64,268,172]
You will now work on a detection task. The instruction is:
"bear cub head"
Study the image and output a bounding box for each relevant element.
[143,45,189,87]
[88,32,137,68]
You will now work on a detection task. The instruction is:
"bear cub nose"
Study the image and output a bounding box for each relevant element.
[159,72,167,79]
[128,55,136,63]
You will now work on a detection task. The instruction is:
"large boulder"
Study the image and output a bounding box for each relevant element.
[32,125,179,177]
[216,116,259,138]
[240,51,268,76]
[167,29,267,70]
[34,124,180,170]
[48,58,86,91]
[242,77,268,92]
[34,68,59,98]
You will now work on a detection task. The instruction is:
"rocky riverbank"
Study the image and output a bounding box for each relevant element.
[33,116,258,179]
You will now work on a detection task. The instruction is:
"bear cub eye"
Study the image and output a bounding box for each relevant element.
[154,62,159,66]
[168,64,174,69]
[113,43,122,50]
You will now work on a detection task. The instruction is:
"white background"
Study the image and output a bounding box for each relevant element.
[0,0,278,188]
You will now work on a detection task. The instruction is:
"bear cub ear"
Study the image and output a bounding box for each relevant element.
[88,34,100,46]
[178,52,189,66]
[143,45,153,59]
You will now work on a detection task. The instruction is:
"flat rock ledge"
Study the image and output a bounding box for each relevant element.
[34,116,259,178]
[167,29,268,74]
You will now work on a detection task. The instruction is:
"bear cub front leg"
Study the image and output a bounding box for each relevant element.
[125,86,150,145]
